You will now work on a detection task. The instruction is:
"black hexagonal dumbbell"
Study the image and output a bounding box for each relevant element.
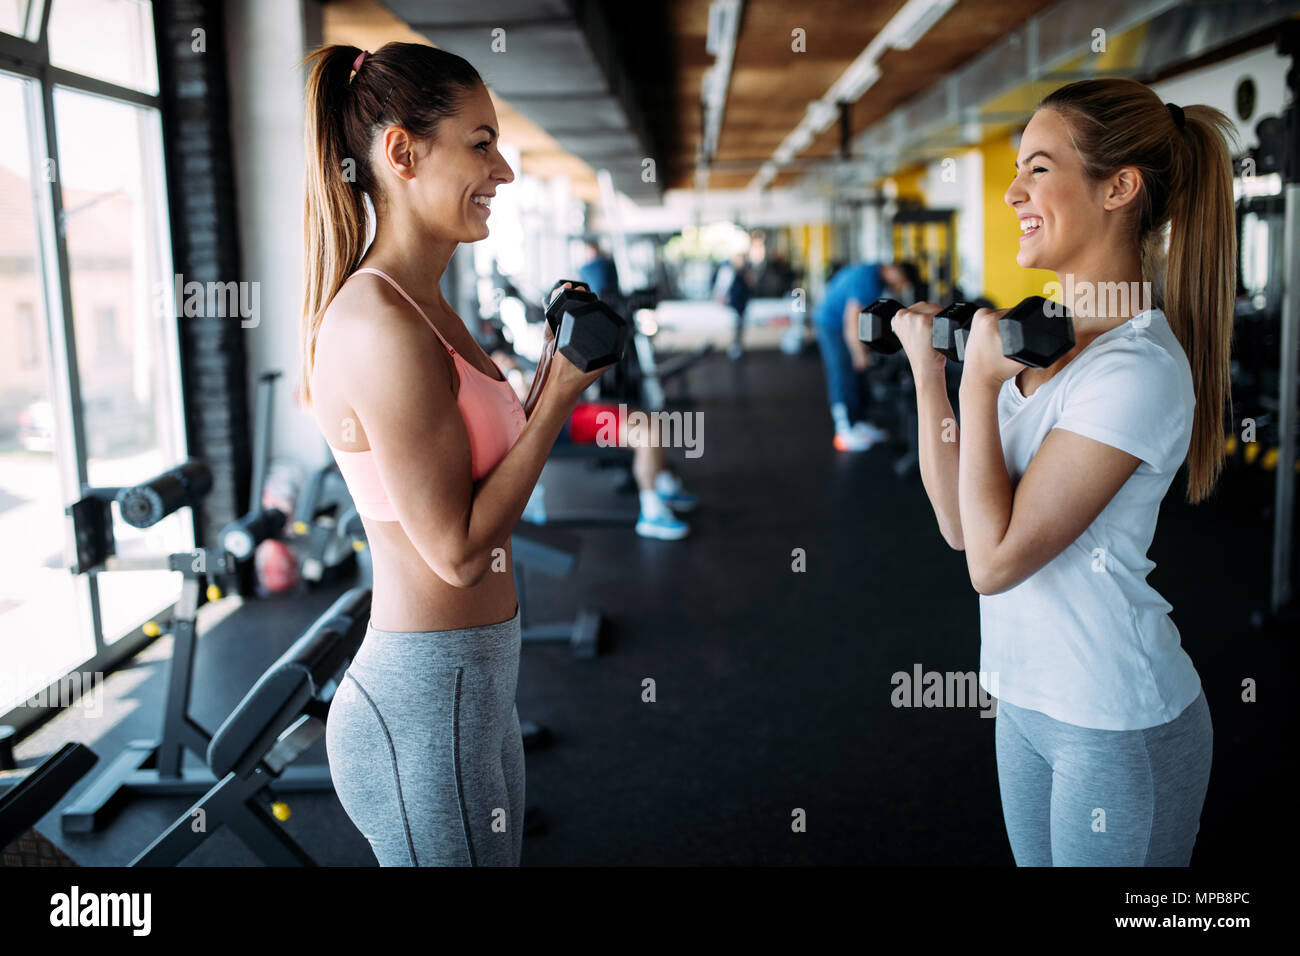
[544,279,631,372]
[930,301,979,362]
[953,296,1075,368]
[998,295,1075,369]
[856,297,905,354]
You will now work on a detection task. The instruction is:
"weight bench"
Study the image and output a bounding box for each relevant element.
[513,520,602,659]
[131,587,371,866]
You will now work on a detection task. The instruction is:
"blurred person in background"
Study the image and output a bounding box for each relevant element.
[578,239,619,299]
[813,259,908,452]
[714,251,753,360]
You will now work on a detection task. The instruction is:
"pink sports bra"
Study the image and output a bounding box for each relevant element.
[326,267,527,522]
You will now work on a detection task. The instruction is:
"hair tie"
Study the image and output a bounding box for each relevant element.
[352,50,369,74]
[1166,102,1185,131]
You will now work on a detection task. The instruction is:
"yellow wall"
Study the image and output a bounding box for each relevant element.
[978,133,1056,309]
[889,166,926,202]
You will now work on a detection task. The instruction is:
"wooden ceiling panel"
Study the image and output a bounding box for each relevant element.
[700,0,902,187]
[734,0,897,60]
[669,0,715,33]
[727,62,847,105]
[769,169,802,190]
[703,171,756,189]
[674,0,1060,191]
[340,0,1068,199]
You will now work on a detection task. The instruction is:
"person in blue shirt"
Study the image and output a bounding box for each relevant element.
[813,260,909,451]
[577,240,619,299]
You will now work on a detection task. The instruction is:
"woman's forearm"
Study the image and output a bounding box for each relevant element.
[456,387,572,584]
[957,379,1014,587]
[915,371,964,549]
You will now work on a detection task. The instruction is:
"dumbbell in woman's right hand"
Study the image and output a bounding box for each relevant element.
[864,295,1072,370]
[523,281,586,417]
[544,279,588,335]
[949,296,1074,368]
[542,278,631,374]
[535,280,613,400]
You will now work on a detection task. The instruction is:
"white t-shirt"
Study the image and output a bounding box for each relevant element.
[977,308,1203,731]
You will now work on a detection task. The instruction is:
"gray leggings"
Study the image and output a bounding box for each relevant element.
[324,610,524,866]
[995,689,1212,866]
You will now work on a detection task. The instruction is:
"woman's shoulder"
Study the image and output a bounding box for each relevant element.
[323,273,442,355]
[325,270,412,327]
[1064,310,1193,405]
[1070,310,1179,365]
[316,273,451,395]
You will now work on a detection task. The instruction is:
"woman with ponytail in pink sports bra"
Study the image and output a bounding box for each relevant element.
[299,42,608,866]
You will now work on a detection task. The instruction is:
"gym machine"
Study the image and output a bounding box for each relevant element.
[1232,24,1300,616]
[130,588,370,866]
[50,460,339,834]
[892,203,957,305]
[0,589,372,867]
[225,370,358,594]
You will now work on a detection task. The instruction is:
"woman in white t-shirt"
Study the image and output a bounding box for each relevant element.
[891,78,1235,866]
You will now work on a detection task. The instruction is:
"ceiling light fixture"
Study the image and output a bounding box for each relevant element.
[882,0,958,51]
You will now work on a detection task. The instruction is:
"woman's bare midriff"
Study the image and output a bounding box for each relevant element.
[312,279,519,635]
[362,516,518,633]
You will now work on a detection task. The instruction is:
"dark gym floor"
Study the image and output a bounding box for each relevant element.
[13,344,1297,866]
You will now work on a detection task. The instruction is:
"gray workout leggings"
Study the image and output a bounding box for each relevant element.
[994,689,1212,866]
[325,609,524,866]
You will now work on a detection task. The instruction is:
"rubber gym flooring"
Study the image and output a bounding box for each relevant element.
[14,345,1296,866]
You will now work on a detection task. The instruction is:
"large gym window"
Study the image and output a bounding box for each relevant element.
[0,0,186,719]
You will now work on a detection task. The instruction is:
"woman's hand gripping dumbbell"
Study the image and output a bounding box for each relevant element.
[523,279,631,416]
[859,296,1075,377]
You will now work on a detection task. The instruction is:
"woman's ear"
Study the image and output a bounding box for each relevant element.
[1103,165,1143,212]
[380,126,418,182]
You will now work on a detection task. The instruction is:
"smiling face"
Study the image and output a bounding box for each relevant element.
[396,82,515,243]
[1006,109,1119,273]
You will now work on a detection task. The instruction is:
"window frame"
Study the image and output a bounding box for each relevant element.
[0,0,190,729]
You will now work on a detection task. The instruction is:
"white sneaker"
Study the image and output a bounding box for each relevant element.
[833,428,874,452]
[852,422,889,445]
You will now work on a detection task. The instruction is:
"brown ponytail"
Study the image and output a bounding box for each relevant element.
[299,42,483,407]
[1038,79,1238,504]
[1165,105,1238,504]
